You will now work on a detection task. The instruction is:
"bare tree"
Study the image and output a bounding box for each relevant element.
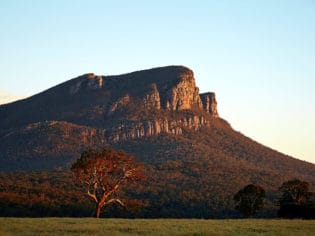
[71,148,144,218]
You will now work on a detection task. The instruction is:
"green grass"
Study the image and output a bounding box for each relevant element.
[0,218,314,236]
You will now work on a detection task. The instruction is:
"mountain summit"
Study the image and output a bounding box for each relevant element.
[0,65,313,177]
[0,66,222,169]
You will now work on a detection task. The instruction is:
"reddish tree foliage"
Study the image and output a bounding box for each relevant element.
[71,148,144,218]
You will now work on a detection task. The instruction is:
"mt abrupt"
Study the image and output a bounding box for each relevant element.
[0,66,219,169]
[0,65,314,217]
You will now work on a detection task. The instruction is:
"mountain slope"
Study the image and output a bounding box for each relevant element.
[0,65,313,177]
[0,66,314,217]
[0,66,315,217]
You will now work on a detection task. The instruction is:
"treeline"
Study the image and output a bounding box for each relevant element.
[233,181,315,219]
[0,171,92,217]
[1,169,313,218]
[277,179,315,219]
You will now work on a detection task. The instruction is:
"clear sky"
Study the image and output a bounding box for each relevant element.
[0,0,314,163]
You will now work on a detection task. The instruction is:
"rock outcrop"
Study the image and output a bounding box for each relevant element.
[162,69,203,111]
[69,73,104,95]
[84,66,217,115]
[68,66,216,114]
[107,95,131,116]
[106,115,211,143]
[142,84,161,110]
[200,92,218,117]
[94,66,219,142]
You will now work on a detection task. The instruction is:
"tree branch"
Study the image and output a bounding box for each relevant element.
[104,198,125,207]
[87,190,98,203]
[99,183,120,206]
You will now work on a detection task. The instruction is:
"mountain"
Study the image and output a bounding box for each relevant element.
[0,65,314,217]
[0,66,219,169]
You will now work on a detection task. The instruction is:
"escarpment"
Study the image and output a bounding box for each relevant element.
[106,114,212,143]
[0,65,220,167]
[0,66,219,140]
[56,66,219,142]
[68,66,219,142]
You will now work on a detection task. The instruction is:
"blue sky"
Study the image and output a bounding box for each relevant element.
[0,0,314,163]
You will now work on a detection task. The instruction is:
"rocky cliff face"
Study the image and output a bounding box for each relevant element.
[200,92,218,117]
[106,115,211,143]
[142,84,161,110]
[67,66,219,142]
[68,66,218,116]
[73,66,218,116]
[0,66,221,164]
[162,69,203,111]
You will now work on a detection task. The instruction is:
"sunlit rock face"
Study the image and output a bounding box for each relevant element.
[119,67,214,112]
[142,84,161,110]
[0,65,221,167]
[69,66,216,113]
[200,92,218,117]
[162,68,203,111]
[68,66,219,142]
[106,115,211,143]
[65,66,220,142]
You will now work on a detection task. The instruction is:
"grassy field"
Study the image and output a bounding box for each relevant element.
[0,218,314,236]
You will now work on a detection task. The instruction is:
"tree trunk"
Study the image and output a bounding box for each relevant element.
[95,203,102,218]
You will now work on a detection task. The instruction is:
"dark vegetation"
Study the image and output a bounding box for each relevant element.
[234,184,265,217]
[0,171,90,217]
[1,169,314,218]
[0,119,314,218]
[1,120,314,218]
[278,179,315,218]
